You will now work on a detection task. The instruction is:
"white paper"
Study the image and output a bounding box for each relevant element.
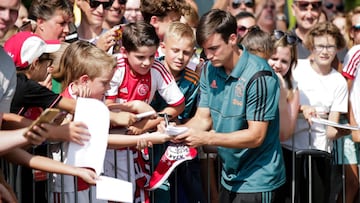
[311,117,360,130]
[165,126,188,136]
[96,176,133,203]
[66,98,110,175]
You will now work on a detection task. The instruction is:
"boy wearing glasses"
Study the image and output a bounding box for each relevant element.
[3,32,69,119]
[283,22,348,203]
[172,9,285,203]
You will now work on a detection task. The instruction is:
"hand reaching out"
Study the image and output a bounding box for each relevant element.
[23,124,48,146]
[95,27,118,52]
[110,111,138,127]
[75,167,98,185]
[72,85,91,98]
[40,122,90,145]
[300,105,317,124]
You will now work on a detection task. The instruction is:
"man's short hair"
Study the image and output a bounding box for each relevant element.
[196,9,237,47]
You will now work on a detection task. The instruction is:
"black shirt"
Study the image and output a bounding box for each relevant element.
[11,73,62,116]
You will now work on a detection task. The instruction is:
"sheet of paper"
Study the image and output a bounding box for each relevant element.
[66,98,110,175]
[311,117,360,130]
[96,176,133,203]
[165,126,188,136]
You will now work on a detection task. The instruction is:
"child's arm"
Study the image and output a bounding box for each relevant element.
[56,97,77,114]
[37,122,91,145]
[127,103,185,135]
[1,113,32,129]
[108,100,156,127]
[109,111,138,127]
[107,131,172,149]
[95,27,118,52]
[0,169,17,203]
[0,126,48,156]
[3,148,98,185]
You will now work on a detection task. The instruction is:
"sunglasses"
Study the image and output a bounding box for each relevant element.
[232,0,255,9]
[325,2,344,12]
[294,1,322,11]
[237,26,250,32]
[118,0,127,4]
[352,24,360,31]
[88,0,114,10]
[273,30,299,45]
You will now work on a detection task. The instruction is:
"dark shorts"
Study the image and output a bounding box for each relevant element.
[219,186,280,203]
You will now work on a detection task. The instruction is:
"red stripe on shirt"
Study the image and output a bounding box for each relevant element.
[152,60,172,84]
[344,49,360,77]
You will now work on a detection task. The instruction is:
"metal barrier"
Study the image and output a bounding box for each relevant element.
[0,137,357,203]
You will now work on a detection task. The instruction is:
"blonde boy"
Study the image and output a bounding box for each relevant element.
[155,21,198,123]
[51,41,172,203]
[150,22,202,202]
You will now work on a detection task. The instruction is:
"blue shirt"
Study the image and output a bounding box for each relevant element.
[151,59,199,123]
[199,46,285,193]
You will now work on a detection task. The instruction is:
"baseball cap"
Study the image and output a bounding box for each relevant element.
[4,31,61,69]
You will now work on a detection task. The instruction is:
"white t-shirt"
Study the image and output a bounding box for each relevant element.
[282,59,348,152]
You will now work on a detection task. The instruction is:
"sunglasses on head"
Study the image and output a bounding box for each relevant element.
[273,30,299,45]
[88,0,114,10]
[294,1,322,11]
[325,2,344,12]
[232,0,254,9]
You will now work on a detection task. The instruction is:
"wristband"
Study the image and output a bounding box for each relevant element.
[276,14,287,21]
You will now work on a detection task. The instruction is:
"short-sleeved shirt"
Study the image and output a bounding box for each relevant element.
[11,73,62,119]
[343,45,360,127]
[0,47,17,113]
[282,59,348,152]
[291,29,311,59]
[199,46,285,193]
[151,64,199,123]
[105,54,184,105]
[342,44,360,80]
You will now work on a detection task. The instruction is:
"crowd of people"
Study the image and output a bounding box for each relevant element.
[0,0,359,203]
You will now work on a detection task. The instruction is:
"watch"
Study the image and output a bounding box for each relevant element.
[276,14,287,21]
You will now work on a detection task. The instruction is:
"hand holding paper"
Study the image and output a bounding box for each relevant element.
[311,117,360,130]
[66,98,110,175]
[165,126,188,136]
